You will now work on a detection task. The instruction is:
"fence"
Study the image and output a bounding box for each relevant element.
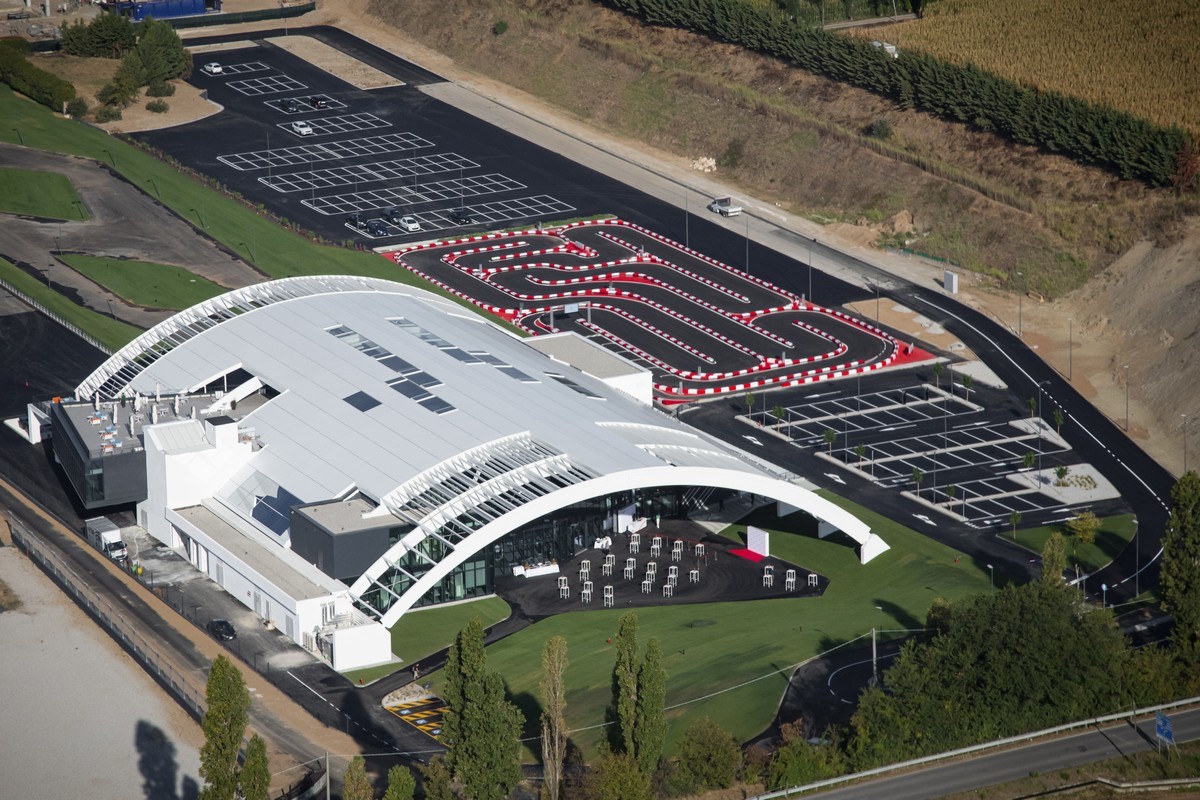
[0,277,113,356]
[7,511,207,720]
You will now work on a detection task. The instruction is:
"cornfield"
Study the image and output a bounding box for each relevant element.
[863,0,1200,136]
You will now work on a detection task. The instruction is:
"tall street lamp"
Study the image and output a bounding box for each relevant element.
[1068,317,1073,381]
[1101,582,1108,609]
[1016,271,1023,338]
[1123,364,1130,432]
[987,563,994,591]
[1183,414,1190,473]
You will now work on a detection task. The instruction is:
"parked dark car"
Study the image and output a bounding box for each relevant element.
[366,219,387,237]
[346,213,366,230]
[207,619,236,641]
[383,207,404,224]
[448,207,474,225]
[281,97,300,113]
[309,96,329,108]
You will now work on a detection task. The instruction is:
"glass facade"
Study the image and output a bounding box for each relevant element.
[355,483,736,621]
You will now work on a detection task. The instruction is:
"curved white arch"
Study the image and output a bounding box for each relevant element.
[75,275,405,399]
[351,465,887,627]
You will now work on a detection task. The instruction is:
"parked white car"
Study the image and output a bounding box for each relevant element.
[398,215,421,232]
[201,62,223,75]
[291,120,314,136]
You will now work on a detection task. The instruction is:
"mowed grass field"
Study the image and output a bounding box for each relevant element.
[0,257,140,351]
[59,254,227,310]
[1009,513,1137,576]
[869,0,1200,135]
[0,166,88,220]
[429,497,991,757]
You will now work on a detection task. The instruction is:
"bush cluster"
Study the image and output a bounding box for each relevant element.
[0,38,76,111]
[146,99,169,113]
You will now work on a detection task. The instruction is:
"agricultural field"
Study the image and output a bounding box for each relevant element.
[870,0,1200,136]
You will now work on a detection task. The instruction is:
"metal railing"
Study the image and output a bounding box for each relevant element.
[0,277,113,356]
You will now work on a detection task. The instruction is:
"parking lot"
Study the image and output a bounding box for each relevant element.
[137,45,591,243]
[758,374,1124,533]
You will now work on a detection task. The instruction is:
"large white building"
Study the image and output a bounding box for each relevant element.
[55,276,887,670]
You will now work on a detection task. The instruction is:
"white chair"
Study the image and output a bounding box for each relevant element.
[641,579,653,594]
[671,541,684,562]
[557,576,568,590]
[785,569,797,591]
[650,536,662,558]
[603,585,614,607]
[623,564,635,580]
[666,574,677,588]
[808,573,819,587]
[763,566,774,588]
[559,584,570,599]
[689,568,700,583]
[645,561,657,577]
[667,565,679,580]
[581,585,593,603]
[694,543,706,558]
[662,583,674,598]
[629,533,641,554]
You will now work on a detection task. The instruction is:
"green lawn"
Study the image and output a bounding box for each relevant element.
[59,254,227,310]
[0,257,141,352]
[1007,513,1137,575]
[429,497,991,758]
[0,166,87,220]
[344,596,513,685]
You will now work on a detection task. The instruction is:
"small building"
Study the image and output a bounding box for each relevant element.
[107,0,221,22]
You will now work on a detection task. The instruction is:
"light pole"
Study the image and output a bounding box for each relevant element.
[1101,582,1108,609]
[744,213,750,274]
[1016,271,1023,338]
[1134,517,1140,598]
[684,188,689,248]
[147,177,160,198]
[807,237,814,303]
[11,127,23,146]
[191,207,206,229]
[102,148,116,167]
[1183,414,1189,473]
[1123,364,1130,432]
[1037,380,1049,483]
[1068,317,1073,381]
[987,563,994,591]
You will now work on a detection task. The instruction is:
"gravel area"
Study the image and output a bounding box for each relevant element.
[0,545,204,800]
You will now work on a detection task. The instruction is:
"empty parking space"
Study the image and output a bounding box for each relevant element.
[259,153,476,193]
[344,195,576,238]
[218,133,436,171]
[303,173,529,215]
[227,74,308,96]
[213,61,269,75]
[264,94,346,114]
[274,112,391,136]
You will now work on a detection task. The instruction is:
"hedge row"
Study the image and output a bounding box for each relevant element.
[604,0,1189,186]
[0,38,76,111]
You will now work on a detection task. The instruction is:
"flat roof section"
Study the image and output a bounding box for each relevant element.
[296,497,402,535]
[525,332,648,381]
[174,504,340,601]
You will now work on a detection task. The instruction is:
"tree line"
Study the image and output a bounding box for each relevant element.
[0,38,77,113]
[600,0,1191,187]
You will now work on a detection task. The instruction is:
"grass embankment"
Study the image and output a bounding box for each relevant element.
[345,596,512,684]
[0,256,141,352]
[0,85,523,344]
[59,254,226,310]
[1011,513,1138,575]
[0,166,88,220]
[430,499,989,758]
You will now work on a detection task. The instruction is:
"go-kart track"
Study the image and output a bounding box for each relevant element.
[390,219,934,402]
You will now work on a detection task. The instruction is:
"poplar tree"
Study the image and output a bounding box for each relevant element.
[341,756,373,800]
[382,764,416,800]
[540,636,569,800]
[238,734,269,800]
[611,612,640,753]
[633,638,667,776]
[199,655,249,800]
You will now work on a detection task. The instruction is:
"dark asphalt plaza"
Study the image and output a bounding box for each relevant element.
[394,220,930,401]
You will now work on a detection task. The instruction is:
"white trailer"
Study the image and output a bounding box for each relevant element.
[85,517,128,564]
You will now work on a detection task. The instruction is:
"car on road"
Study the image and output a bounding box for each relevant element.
[201,62,223,75]
[447,208,473,225]
[206,619,236,641]
[290,120,314,136]
[346,213,367,230]
[281,97,300,113]
[308,96,329,109]
[366,219,387,237]
[398,215,421,233]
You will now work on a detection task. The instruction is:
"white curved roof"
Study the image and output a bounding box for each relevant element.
[89,277,885,615]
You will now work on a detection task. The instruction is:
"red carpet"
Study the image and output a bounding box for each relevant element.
[729,547,765,563]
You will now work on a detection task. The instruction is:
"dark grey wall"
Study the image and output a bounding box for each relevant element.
[290,508,392,583]
[50,404,146,510]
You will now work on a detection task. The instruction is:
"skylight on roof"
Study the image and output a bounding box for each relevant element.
[546,373,605,399]
[344,391,381,411]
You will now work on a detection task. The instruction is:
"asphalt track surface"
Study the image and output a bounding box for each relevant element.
[395,220,930,400]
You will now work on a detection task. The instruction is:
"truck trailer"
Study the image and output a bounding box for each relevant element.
[85,517,129,565]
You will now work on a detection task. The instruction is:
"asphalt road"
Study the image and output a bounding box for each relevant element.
[804,705,1200,799]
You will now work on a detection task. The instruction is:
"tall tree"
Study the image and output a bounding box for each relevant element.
[1066,510,1100,551]
[199,655,249,800]
[443,618,523,800]
[1160,472,1200,663]
[1041,531,1067,585]
[341,756,373,800]
[418,757,454,800]
[611,611,640,754]
[540,636,569,800]
[238,734,269,800]
[382,764,416,800]
[633,638,667,776]
[584,752,652,800]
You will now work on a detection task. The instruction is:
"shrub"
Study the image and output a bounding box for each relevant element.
[0,44,76,110]
[61,14,136,58]
[146,99,169,113]
[667,717,742,795]
[94,105,122,123]
[66,96,89,118]
[492,20,508,35]
[147,79,175,97]
[866,117,893,139]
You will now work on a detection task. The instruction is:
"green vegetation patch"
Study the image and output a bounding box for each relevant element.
[0,257,140,351]
[0,166,87,220]
[434,498,989,758]
[1011,513,1137,576]
[59,254,226,310]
